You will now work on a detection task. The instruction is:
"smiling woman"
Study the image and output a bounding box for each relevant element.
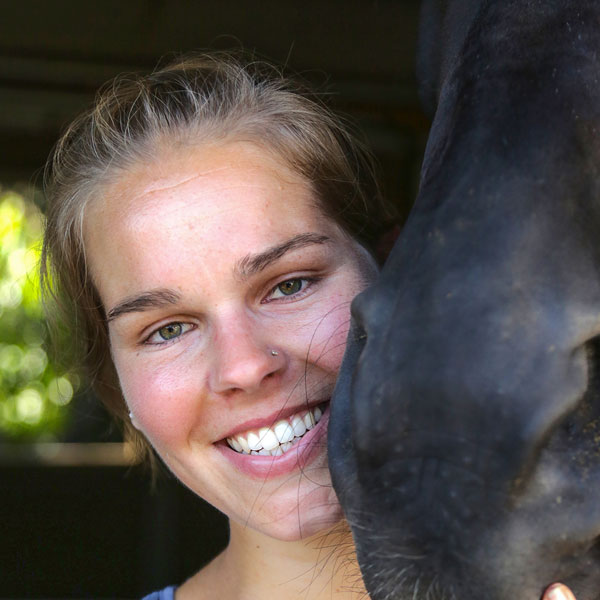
[40,53,394,599]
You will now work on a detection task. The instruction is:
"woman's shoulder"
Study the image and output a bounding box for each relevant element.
[141,584,177,600]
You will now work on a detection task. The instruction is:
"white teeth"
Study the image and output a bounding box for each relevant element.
[228,437,243,453]
[303,411,315,430]
[247,431,262,451]
[258,427,279,451]
[291,415,307,437]
[237,436,250,454]
[226,403,327,456]
[274,420,294,444]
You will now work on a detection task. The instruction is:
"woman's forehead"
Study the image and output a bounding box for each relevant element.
[87,140,320,226]
[82,141,346,300]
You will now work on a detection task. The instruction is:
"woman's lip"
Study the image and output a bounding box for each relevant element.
[215,404,330,480]
[219,399,329,441]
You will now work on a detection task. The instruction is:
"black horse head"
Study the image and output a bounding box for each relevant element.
[330,1,600,599]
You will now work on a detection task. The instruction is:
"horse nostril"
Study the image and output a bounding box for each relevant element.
[549,335,600,451]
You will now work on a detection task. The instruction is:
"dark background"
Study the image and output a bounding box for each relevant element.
[0,1,429,597]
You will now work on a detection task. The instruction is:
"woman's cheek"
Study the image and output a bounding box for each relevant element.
[117,355,202,446]
[304,296,353,372]
[305,271,369,372]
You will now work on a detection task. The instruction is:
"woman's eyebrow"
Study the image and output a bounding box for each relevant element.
[106,234,330,322]
[106,289,181,322]
[235,233,331,279]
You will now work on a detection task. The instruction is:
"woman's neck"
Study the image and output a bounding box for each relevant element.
[178,519,367,600]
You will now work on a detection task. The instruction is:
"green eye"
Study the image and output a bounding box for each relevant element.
[265,277,316,303]
[158,323,183,340]
[145,322,194,346]
[277,279,303,295]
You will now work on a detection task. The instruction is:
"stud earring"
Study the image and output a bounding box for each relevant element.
[271,350,279,356]
[128,410,140,429]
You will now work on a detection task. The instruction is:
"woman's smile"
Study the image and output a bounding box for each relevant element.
[224,400,326,454]
[217,400,330,479]
[84,140,378,540]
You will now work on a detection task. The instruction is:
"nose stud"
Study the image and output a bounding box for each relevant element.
[270,350,279,356]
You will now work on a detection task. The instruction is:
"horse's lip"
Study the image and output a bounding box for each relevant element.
[218,399,330,441]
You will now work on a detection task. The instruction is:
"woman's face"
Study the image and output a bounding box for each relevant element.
[84,141,378,541]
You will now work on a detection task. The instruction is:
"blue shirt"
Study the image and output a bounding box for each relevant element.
[141,585,177,600]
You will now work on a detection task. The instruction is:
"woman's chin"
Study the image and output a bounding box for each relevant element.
[251,489,345,542]
[256,515,345,543]
[297,511,346,541]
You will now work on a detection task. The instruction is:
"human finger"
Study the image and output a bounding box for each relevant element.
[542,583,577,600]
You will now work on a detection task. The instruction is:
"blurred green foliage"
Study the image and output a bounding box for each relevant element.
[0,189,76,440]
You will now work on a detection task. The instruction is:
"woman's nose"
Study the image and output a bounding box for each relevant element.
[209,317,283,395]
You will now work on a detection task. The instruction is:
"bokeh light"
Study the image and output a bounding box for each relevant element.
[0,188,77,440]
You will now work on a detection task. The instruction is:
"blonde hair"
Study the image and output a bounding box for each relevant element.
[41,51,394,462]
